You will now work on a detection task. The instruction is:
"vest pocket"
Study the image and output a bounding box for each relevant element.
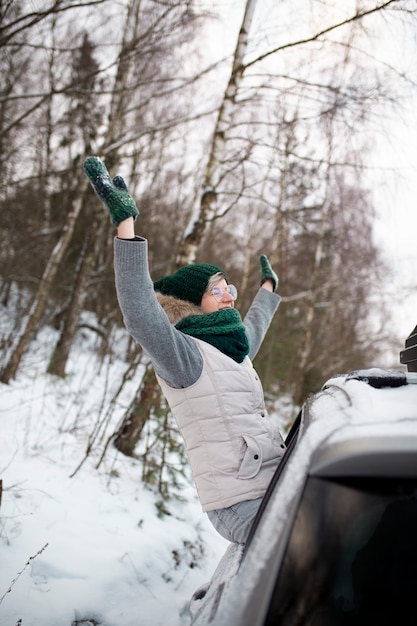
[238,434,263,479]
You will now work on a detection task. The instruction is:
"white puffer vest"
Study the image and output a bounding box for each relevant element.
[156,337,286,512]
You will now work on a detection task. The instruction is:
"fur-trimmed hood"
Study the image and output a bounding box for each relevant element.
[156,293,203,325]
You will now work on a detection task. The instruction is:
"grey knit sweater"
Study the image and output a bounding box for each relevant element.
[114,237,281,388]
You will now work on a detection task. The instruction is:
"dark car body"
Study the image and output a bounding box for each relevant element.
[188,368,417,626]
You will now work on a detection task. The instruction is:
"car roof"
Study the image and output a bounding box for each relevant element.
[306,370,417,478]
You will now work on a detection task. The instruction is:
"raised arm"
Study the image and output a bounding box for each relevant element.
[82,157,203,388]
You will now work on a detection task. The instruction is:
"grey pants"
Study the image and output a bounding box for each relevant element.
[207,497,263,543]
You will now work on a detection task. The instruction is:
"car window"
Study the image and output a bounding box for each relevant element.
[264,477,417,626]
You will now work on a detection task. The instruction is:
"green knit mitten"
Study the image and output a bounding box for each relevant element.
[83,157,139,227]
[260,254,279,292]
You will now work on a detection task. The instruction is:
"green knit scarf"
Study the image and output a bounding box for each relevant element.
[176,308,250,363]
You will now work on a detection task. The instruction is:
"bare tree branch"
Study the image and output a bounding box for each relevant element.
[244,0,400,71]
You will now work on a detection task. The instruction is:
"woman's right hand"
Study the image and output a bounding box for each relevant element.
[83,157,139,227]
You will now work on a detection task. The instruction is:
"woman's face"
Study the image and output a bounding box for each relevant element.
[200,278,235,314]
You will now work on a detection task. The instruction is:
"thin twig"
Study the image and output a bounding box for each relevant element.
[0,543,49,605]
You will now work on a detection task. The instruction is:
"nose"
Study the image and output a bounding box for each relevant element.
[220,290,234,303]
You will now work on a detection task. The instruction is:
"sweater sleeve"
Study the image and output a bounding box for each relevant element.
[113,237,203,388]
[244,289,281,360]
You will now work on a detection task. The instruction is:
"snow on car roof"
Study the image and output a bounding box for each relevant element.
[308,369,417,427]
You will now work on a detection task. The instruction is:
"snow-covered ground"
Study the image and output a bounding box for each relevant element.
[0,320,234,626]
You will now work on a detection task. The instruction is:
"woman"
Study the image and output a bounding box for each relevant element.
[83,157,286,543]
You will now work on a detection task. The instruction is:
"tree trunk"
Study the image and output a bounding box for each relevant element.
[292,184,331,406]
[176,0,258,266]
[47,233,91,377]
[47,206,106,377]
[114,365,161,457]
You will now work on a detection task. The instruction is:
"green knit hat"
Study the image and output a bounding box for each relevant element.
[154,263,226,306]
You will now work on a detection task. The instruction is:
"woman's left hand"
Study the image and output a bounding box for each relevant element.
[260,255,279,292]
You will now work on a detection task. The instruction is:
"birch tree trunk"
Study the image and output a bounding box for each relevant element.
[176,0,258,266]
[292,122,335,405]
[292,199,330,406]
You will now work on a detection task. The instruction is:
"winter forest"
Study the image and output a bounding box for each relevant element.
[1,0,417,623]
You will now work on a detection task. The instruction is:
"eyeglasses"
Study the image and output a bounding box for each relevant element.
[211,284,238,302]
